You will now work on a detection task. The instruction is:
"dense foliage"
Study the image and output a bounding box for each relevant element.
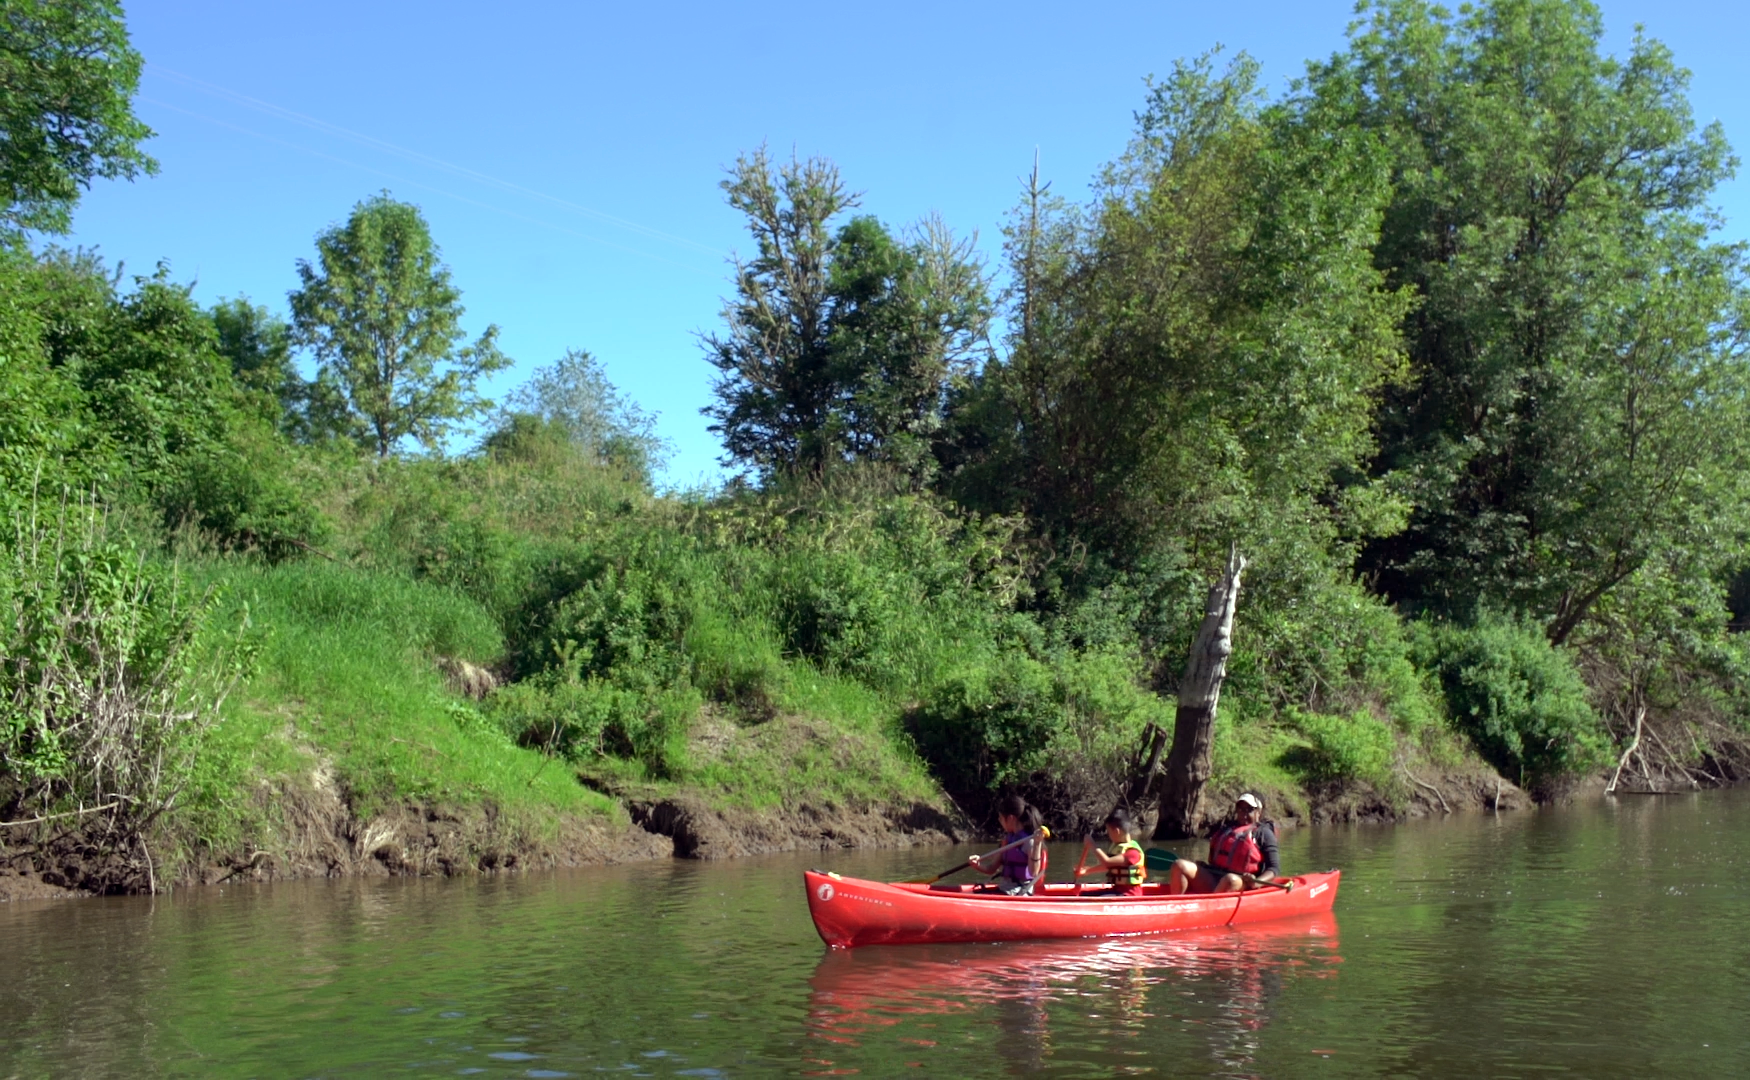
[0,0,155,241]
[4,0,1750,882]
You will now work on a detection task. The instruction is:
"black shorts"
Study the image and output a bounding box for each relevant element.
[1189,862,1237,892]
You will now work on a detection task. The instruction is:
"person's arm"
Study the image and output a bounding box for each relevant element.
[1079,848,1122,873]
[1028,836,1045,878]
[1249,824,1280,883]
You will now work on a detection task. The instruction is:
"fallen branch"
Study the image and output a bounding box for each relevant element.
[1606,706,1645,796]
[1641,720,1701,790]
[0,801,124,829]
[287,536,338,562]
[217,850,273,884]
[1400,762,1451,814]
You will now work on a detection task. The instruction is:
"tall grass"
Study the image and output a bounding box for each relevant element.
[195,560,613,823]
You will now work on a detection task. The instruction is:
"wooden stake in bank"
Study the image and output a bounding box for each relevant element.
[1153,545,1246,842]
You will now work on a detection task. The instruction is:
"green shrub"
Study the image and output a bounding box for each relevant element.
[160,437,330,561]
[1,495,253,885]
[1278,707,1395,787]
[486,673,697,780]
[910,654,1061,795]
[1414,613,1609,790]
[909,646,1168,800]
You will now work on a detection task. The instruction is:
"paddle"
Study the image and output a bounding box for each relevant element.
[1073,834,1096,895]
[902,827,1050,885]
[1144,847,1184,873]
[1143,848,1294,891]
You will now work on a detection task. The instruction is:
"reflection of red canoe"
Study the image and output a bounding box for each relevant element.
[803,870,1341,948]
[807,915,1341,1051]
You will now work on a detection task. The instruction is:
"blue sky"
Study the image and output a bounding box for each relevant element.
[69,1,1750,486]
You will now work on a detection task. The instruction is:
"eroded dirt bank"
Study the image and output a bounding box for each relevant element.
[0,780,965,902]
[4,749,1686,903]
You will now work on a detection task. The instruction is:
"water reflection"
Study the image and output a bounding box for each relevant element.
[807,915,1340,1076]
[8,794,1750,1076]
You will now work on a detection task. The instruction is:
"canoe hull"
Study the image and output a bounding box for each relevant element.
[804,870,1341,948]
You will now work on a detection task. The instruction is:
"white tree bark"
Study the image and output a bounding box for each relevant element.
[1153,545,1246,840]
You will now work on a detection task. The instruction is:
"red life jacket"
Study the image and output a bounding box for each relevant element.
[1210,822,1263,875]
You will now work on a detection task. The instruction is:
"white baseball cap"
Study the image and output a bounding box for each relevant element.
[1236,793,1262,809]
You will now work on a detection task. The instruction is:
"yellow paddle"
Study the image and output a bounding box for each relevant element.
[902,828,1050,885]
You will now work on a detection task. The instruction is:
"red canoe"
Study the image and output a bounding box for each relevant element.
[803,869,1341,948]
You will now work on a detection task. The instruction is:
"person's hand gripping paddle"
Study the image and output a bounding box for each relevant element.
[1073,834,1096,895]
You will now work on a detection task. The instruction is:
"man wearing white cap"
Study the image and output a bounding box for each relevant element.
[1165,792,1280,894]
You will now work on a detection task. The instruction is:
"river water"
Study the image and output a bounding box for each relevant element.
[3,791,1748,1078]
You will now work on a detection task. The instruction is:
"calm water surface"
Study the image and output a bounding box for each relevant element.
[3,792,1749,1078]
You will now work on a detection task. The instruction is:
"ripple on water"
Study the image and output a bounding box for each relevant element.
[2,794,1750,1077]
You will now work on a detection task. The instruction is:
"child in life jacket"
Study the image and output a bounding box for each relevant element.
[1078,808,1147,896]
[1165,792,1280,894]
[968,795,1046,895]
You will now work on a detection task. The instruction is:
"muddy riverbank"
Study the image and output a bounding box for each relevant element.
[1,748,1535,902]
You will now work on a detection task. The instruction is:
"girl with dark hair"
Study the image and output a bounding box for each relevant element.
[968,795,1046,895]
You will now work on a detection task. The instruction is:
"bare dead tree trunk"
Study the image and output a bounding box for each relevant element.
[1153,546,1246,841]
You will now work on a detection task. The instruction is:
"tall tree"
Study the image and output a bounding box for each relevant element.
[703,146,990,482]
[703,147,855,478]
[0,0,156,241]
[289,194,509,457]
[828,214,991,479]
[946,51,1410,569]
[1298,0,1750,639]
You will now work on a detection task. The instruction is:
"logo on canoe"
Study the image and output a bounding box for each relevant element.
[816,883,835,902]
[1308,882,1328,899]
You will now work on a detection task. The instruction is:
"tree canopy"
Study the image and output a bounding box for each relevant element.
[0,0,156,241]
[289,193,510,457]
[1296,0,1750,641]
[703,147,991,483]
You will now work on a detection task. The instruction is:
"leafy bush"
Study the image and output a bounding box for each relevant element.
[909,647,1169,804]
[1278,707,1395,787]
[0,496,252,889]
[486,674,697,777]
[160,438,330,561]
[910,654,1060,795]
[1414,613,1609,790]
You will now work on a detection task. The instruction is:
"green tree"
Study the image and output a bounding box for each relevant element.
[948,51,1410,568]
[703,148,857,477]
[1298,0,1750,641]
[289,193,509,457]
[0,0,156,241]
[210,297,307,435]
[829,214,991,480]
[493,348,670,482]
[703,147,990,481]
